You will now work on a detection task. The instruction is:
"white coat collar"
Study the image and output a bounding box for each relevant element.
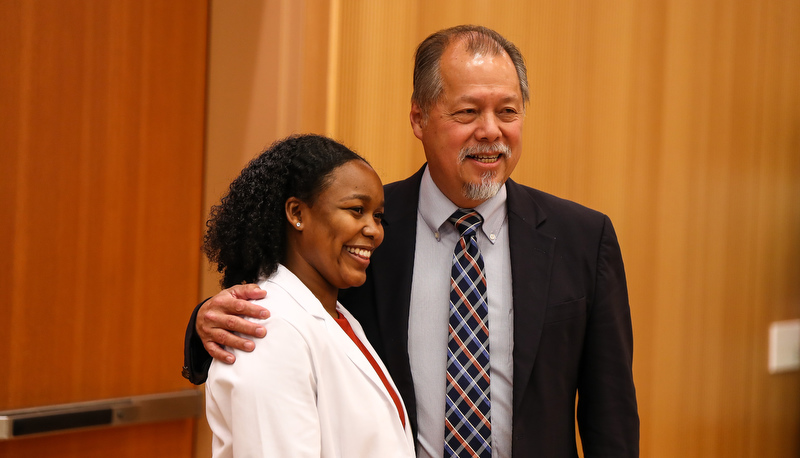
[262,265,408,424]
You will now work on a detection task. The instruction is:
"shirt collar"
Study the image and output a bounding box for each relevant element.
[417,166,508,244]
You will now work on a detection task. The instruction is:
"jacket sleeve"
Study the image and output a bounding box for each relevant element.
[182,298,212,385]
[577,215,640,456]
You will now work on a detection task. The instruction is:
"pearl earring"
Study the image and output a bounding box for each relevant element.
[296,222,301,227]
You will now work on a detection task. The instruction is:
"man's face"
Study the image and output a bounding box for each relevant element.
[410,41,524,209]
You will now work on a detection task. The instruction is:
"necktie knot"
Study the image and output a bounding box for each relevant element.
[449,209,483,238]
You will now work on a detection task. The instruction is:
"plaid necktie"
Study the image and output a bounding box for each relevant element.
[445,208,491,457]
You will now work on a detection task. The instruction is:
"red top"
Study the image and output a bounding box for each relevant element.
[334,313,406,428]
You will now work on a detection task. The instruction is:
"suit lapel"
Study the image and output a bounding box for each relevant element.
[505,179,556,412]
[366,170,556,423]
[369,166,425,418]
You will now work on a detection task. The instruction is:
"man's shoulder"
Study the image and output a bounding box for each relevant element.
[506,179,605,221]
[383,166,426,196]
[381,167,426,222]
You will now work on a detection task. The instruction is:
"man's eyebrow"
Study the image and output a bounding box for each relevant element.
[456,94,522,104]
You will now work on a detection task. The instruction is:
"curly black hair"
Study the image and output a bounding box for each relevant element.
[203,134,368,288]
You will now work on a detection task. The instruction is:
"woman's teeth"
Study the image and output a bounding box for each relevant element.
[346,247,372,258]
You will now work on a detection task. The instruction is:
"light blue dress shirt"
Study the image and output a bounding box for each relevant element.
[408,167,514,458]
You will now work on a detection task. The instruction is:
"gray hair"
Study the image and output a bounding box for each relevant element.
[411,25,530,118]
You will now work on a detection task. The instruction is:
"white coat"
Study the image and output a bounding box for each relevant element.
[205,265,416,457]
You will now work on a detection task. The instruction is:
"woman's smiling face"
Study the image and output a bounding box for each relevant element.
[289,159,385,295]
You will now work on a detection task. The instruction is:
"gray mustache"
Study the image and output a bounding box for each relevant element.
[458,143,512,161]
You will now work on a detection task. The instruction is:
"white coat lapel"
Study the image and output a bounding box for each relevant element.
[269,265,402,411]
[324,309,389,392]
[336,305,406,407]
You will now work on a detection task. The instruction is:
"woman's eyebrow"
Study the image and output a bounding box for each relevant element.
[340,193,373,202]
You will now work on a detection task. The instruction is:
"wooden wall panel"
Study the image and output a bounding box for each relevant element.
[329,2,800,456]
[328,0,424,183]
[195,2,332,456]
[0,420,194,458]
[202,1,331,295]
[203,1,800,457]
[0,1,208,456]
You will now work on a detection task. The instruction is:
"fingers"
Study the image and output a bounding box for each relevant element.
[228,283,267,301]
[203,326,258,363]
[198,286,268,332]
[216,285,269,319]
[198,306,266,340]
[196,283,270,363]
[226,298,270,320]
[204,340,237,364]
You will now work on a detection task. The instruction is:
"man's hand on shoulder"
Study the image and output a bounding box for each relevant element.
[198,283,268,364]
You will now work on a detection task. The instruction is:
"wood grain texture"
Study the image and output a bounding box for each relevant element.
[328,3,800,456]
[0,0,208,456]
[0,420,194,458]
[204,1,800,457]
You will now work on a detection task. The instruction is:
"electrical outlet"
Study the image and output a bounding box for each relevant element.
[769,319,800,374]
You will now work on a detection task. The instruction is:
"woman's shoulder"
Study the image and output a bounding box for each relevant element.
[247,266,327,331]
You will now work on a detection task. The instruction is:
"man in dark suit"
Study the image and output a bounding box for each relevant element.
[184,25,639,457]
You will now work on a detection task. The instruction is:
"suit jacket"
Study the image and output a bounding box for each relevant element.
[205,265,415,457]
[185,165,639,457]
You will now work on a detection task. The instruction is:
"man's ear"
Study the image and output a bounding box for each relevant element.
[285,197,304,230]
[410,103,425,140]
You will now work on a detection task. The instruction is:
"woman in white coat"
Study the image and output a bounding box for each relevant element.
[202,134,415,457]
